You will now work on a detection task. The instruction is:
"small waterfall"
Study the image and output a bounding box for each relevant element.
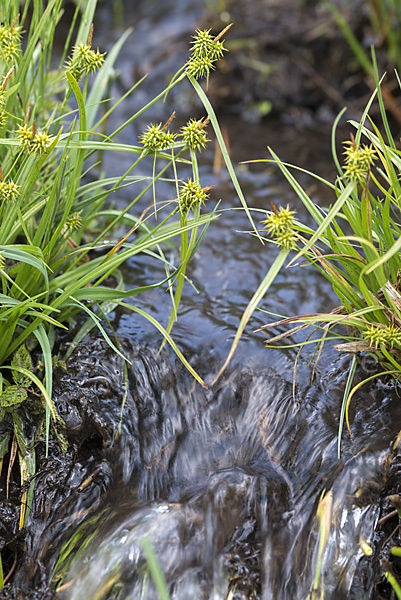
[21,338,395,600]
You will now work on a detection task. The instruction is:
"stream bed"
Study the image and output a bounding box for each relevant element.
[1,1,401,599]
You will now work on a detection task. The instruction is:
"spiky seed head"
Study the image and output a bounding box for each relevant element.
[0,23,21,62]
[185,55,215,80]
[66,211,83,231]
[362,323,401,349]
[190,29,214,58]
[16,125,51,154]
[262,205,296,235]
[17,124,34,153]
[190,29,227,61]
[0,180,19,202]
[343,142,376,183]
[0,110,7,128]
[185,27,228,84]
[30,131,51,154]
[181,118,209,151]
[140,123,176,151]
[179,179,209,214]
[262,205,297,250]
[275,229,297,250]
[66,42,106,81]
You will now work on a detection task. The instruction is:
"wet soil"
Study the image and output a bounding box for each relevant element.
[199,0,400,128]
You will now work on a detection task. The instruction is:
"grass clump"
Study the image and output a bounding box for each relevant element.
[214,60,401,449]
[254,71,401,439]
[0,0,250,582]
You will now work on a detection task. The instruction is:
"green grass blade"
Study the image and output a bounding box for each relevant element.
[188,75,261,239]
[75,0,98,46]
[331,107,347,176]
[385,571,401,600]
[287,181,356,267]
[118,302,207,389]
[326,2,373,77]
[213,248,289,384]
[142,538,170,600]
[337,354,357,459]
[32,324,53,457]
[0,366,55,420]
[0,246,49,290]
[268,148,330,224]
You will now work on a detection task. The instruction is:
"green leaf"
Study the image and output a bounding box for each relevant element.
[13,411,27,457]
[118,302,208,389]
[0,385,27,409]
[0,245,50,290]
[74,0,99,47]
[33,324,54,457]
[0,365,58,424]
[212,248,290,383]
[287,180,356,267]
[142,538,171,600]
[337,354,357,459]
[11,344,33,387]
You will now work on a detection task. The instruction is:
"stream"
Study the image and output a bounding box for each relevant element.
[2,1,401,599]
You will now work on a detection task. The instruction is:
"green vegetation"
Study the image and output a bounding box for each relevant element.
[220,62,401,452]
[213,56,401,462]
[0,0,251,586]
[328,0,401,79]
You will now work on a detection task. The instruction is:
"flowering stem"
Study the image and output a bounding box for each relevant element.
[162,151,202,346]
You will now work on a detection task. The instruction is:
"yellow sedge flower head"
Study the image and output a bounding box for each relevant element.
[181,118,209,152]
[262,205,297,250]
[0,23,21,62]
[66,211,83,231]
[263,205,295,234]
[17,124,51,155]
[17,124,35,153]
[185,27,228,82]
[190,29,226,61]
[66,42,106,81]
[140,123,176,151]
[363,323,401,349]
[179,179,209,214]
[343,141,376,184]
[30,131,51,154]
[0,179,19,202]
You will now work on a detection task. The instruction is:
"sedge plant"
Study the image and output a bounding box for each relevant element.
[248,67,401,450]
[215,60,401,456]
[0,0,255,583]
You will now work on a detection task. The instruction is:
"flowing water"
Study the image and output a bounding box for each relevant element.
[5,2,401,599]
[19,336,399,600]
